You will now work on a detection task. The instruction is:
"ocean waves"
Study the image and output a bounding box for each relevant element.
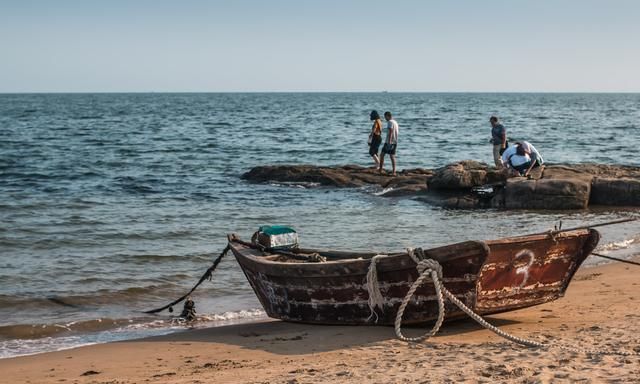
[0,283,177,313]
[0,318,135,340]
[0,307,267,358]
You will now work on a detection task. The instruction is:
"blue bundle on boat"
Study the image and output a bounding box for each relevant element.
[256,225,298,249]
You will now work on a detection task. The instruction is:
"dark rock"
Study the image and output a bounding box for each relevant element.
[351,172,394,185]
[490,189,505,208]
[428,160,507,190]
[428,160,489,190]
[242,164,429,190]
[380,185,428,197]
[383,176,428,189]
[561,163,640,178]
[378,175,430,196]
[415,192,481,209]
[242,161,640,210]
[402,168,434,175]
[590,178,640,206]
[242,165,363,187]
[446,195,482,209]
[541,165,595,183]
[504,178,591,209]
[337,164,366,171]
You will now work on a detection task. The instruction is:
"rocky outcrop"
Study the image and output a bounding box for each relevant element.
[427,160,507,189]
[499,178,592,210]
[243,165,432,194]
[242,161,640,210]
[380,175,430,197]
[415,194,483,209]
[242,165,364,188]
[590,178,640,206]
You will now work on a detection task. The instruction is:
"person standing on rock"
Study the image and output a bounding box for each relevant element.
[489,116,507,168]
[368,110,383,167]
[379,111,399,176]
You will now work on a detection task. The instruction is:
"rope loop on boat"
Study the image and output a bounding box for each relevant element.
[394,249,446,342]
[395,251,640,356]
[365,254,389,323]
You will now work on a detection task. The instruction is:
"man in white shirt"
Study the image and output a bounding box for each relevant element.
[379,111,399,176]
[501,141,544,177]
[501,145,530,176]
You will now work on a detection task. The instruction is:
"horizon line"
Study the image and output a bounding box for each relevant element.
[2,90,640,95]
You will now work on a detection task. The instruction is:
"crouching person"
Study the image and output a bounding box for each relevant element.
[502,141,544,177]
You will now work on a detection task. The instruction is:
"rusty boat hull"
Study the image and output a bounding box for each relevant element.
[228,229,600,325]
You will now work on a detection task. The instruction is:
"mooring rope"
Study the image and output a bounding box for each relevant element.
[394,249,640,356]
[145,245,231,314]
[592,252,640,267]
[394,254,446,343]
[539,217,637,236]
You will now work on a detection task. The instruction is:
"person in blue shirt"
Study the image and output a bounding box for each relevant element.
[489,116,507,168]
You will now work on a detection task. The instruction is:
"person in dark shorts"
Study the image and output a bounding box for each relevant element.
[501,141,544,177]
[379,111,399,176]
[368,110,382,167]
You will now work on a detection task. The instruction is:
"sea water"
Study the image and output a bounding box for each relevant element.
[1,93,639,358]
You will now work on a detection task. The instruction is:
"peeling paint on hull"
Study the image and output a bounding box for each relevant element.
[228,229,599,325]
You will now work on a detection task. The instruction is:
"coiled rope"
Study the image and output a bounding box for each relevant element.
[394,248,639,356]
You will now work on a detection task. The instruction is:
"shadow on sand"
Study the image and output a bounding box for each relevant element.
[138,316,520,355]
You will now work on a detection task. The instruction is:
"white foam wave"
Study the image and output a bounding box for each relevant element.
[596,234,640,252]
[269,181,320,189]
[0,308,267,360]
[374,187,394,196]
[199,308,266,322]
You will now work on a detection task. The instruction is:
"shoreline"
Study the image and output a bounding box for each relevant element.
[2,256,639,383]
[2,230,637,361]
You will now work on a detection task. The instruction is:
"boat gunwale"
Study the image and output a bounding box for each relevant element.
[228,228,594,269]
[483,227,592,245]
[227,235,490,271]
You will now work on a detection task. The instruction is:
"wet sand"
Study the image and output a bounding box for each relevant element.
[2,257,639,384]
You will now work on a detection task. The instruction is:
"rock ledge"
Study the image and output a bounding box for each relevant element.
[242,161,640,210]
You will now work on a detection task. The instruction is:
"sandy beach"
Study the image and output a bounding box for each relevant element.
[2,257,638,384]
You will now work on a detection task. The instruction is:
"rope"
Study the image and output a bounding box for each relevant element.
[539,218,636,236]
[592,252,640,267]
[394,252,640,356]
[248,236,326,262]
[307,253,327,263]
[394,253,445,342]
[145,245,231,314]
[365,254,388,322]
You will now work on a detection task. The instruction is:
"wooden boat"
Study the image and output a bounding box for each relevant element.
[227,228,599,325]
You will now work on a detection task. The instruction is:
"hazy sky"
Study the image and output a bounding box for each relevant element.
[1,0,639,92]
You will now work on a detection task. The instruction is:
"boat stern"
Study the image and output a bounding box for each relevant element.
[474,228,600,314]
